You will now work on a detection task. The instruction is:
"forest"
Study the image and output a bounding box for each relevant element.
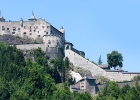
[0,42,92,100]
[0,42,140,100]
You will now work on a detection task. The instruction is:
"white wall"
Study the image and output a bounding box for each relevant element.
[65,49,139,82]
[15,44,46,51]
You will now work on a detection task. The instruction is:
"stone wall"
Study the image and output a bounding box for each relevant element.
[0,19,50,39]
[65,49,139,82]
[15,44,46,51]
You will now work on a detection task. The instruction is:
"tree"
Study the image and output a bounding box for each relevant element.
[98,55,102,65]
[107,50,123,69]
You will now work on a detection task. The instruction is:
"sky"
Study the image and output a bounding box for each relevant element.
[0,0,140,72]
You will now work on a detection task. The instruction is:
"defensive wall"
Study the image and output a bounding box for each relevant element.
[65,49,140,82]
[15,43,64,59]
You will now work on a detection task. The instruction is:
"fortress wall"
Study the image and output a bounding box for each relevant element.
[65,49,139,82]
[0,22,21,36]
[65,50,106,77]
[43,35,65,48]
[106,71,139,82]
[0,19,51,39]
[15,44,45,51]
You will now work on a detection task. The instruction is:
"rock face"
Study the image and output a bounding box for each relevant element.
[73,67,93,78]
[0,34,43,45]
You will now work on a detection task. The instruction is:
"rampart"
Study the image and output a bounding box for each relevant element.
[65,49,140,82]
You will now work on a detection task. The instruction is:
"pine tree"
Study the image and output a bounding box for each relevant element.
[98,55,102,65]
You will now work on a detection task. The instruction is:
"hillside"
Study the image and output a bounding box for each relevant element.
[0,42,92,100]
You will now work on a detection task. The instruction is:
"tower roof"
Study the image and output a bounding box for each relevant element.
[59,26,65,33]
[28,11,36,21]
[0,11,5,21]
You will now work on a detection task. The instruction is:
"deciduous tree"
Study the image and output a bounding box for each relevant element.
[107,50,123,69]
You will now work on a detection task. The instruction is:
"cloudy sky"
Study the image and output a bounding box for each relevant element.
[1,0,140,72]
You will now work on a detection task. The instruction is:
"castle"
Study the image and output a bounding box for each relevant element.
[0,11,84,59]
[0,12,140,84]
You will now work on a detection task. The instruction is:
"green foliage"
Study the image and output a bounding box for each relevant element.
[0,42,91,99]
[133,75,140,81]
[96,81,140,100]
[107,50,123,69]
[98,55,102,65]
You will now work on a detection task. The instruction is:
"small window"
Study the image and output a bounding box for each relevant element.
[7,28,9,30]
[36,26,38,29]
[13,28,16,31]
[30,26,32,28]
[12,32,15,34]
[38,31,39,33]
[30,33,32,35]
[24,26,26,29]
[34,30,36,32]
[42,26,44,28]
[38,35,40,37]
[46,32,48,35]
[29,30,32,32]
[47,26,49,28]
[18,28,20,30]
[24,32,26,34]
[2,26,5,30]
[48,40,51,44]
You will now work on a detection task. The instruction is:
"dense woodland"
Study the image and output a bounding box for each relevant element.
[0,42,140,100]
[0,42,92,100]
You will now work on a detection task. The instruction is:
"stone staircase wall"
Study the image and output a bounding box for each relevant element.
[65,49,139,82]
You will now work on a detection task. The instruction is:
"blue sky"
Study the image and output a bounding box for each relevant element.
[0,0,140,72]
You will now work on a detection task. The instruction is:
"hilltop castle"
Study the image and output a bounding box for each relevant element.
[0,11,84,59]
[0,12,139,85]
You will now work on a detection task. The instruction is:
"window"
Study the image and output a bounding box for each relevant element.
[7,28,9,30]
[30,26,32,28]
[29,30,32,32]
[34,30,36,32]
[36,26,38,29]
[38,35,40,37]
[57,40,59,46]
[12,32,15,34]
[47,26,49,28]
[13,27,16,31]
[42,26,44,28]
[2,26,5,30]
[24,26,26,29]
[46,32,48,35]
[48,40,51,44]
[23,32,26,34]
[30,33,32,35]
[18,28,20,30]
[38,31,39,33]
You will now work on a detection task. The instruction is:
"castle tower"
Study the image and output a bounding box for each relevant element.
[0,11,5,22]
[59,26,65,37]
[20,18,23,27]
[28,11,36,21]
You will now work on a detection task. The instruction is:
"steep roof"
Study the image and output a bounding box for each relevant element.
[28,11,36,21]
